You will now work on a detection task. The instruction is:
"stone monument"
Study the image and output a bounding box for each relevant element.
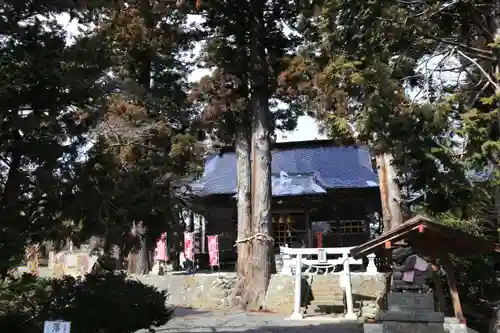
[364,244,467,333]
[391,245,432,292]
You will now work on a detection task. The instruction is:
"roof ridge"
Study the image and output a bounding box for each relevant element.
[204,142,367,159]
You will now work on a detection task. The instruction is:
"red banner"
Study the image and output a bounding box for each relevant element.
[207,235,219,267]
[316,232,323,248]
[184,232,194,261]
[155,233,168,261]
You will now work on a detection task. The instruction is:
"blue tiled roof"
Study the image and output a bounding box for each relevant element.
[465,167,494,182]
[190,144,379,196]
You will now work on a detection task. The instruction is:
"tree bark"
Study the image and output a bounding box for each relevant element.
[128,221,150,275]
[493,20,500,244]
[235,126,252,278]
[136,235,150,275]
[490,5,500,298]
[164,187,182,271]
[123,0,154,276]
[376,153,404,232]
[241,0,274,309]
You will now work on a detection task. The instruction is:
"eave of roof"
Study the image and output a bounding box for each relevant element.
[350,215,500,259]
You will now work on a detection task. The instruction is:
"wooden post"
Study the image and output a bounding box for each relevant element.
[430,254,446,312]
[305,208,312,247]
[336,218,342,247]
[441,255,465,323]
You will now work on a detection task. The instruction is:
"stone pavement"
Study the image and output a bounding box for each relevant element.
[139,308,364,333]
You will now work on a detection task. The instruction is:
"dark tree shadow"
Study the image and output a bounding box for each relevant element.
[168,306,210,318]
[153,321,364,333]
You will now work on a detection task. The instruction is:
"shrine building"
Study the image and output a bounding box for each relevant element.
[182,139,381,267]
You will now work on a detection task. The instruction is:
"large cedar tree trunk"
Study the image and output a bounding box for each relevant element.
[126,0,153,276]
[128,221,150,275]
[241,0,274,309]
[136,236,150,274]
[494,22,500,245]
[376,153,404,232]
[235,127,252,285]
[164,189,182,271]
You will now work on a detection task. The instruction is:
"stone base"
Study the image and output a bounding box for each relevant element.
[285,313,304,320]
[135,273,387,314]
[151,263,165,275]
[443,323,468,333]
[443,318,468,333]
[387,292,434,312]
[344,312,358,320]
[364,322,444,333]
[382,310,444,323]
[363,318,468,333]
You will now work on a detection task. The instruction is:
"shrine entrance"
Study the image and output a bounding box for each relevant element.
[272,212,309,250]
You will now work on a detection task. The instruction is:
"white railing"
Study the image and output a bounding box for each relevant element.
[279,246,377,275]
[285,247,378,321]
[288,252,359,320]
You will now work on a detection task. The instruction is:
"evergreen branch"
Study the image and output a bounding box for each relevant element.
[413,0,461,18]
[0,155,11,167]
[431,64,471,73]
[469,9,495,40]
[455,49,500,91]
[393,0,425,4]
[470,81,490,107]
[421,33,495,60]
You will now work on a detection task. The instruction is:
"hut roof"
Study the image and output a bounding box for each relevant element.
[350,215,500,259]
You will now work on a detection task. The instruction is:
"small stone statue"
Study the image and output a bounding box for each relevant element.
[391,245,432,292]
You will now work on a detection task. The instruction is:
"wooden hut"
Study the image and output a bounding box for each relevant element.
[350,215,500,323]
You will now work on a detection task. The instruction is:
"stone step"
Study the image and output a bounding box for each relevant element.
[310,291,344,300]
[274,255,283,271]
[309,299,345,306]
[310,286,343,294]
[310,296,344,303]
[306,300,345,314]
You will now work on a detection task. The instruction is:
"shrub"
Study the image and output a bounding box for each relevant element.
[0,272,174,333]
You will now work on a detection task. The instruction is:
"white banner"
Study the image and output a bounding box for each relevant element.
[43,321,71,333]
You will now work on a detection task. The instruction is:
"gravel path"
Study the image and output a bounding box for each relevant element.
[141,308,363,333]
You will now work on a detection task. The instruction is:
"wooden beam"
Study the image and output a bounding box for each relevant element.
[272,208,304,214]
[305,209,312,247]
[351,224,422,258]
[430,254,446,313]
[383,248,394,273]
[441,255,465,323]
